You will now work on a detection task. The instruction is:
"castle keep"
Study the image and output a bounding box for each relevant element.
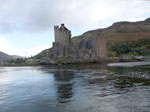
[52,24,98,62]
[54,24,71,46]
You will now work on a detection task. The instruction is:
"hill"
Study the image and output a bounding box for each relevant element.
[73,18,150,44]
[0,51,26,62]
[33,48,52,59]
[107,38,150,57]
[34,18,150,60]
[11,55,26,59]
[0,51,14,61]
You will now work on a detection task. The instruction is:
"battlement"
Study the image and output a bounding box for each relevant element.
[54,24,70,32]
[54,25,59,29]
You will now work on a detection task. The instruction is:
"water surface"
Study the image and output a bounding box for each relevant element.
[0,64,150,112]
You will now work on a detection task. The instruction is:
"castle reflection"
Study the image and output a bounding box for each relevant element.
[53,70,74,103]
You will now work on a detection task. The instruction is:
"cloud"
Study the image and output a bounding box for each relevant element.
[0,36,49,56]
[0,0,149,56]
[0,36,17,55]
[0,0,149,34]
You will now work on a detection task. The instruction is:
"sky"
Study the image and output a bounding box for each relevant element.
[0,0,150,57]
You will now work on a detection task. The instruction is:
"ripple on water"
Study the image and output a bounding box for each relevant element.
[0,65,149,112]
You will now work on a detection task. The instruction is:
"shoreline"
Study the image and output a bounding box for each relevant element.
[108,61,150,67]
[1,61,150,67]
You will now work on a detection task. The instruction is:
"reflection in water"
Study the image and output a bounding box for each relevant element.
[111,67,150,88]
[53,71,74,103]
[0,65,149,112]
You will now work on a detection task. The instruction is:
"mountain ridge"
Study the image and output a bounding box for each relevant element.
[0,51,26,61]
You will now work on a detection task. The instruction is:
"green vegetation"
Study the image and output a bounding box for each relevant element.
[7,58,40,65]
[33,49,49,59]
[7,58,27,64]
[107,38,150,57]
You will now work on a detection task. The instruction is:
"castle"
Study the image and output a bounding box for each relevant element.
[49,18,150,63]
[51,24,98,62]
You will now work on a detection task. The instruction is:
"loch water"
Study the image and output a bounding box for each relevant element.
[0,64,150,112]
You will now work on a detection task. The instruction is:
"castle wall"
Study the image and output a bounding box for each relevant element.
[97,34,107,60]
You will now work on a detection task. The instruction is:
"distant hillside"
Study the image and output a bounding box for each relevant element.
[101,18,150,40]
[0,51,26,61]
[73,18,150,44]
[0,51,14,61]
[11,55,27,59]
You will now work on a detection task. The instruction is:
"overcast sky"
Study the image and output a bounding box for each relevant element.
[0,0,150,57]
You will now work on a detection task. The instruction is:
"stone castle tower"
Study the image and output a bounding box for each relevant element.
[52,24,72,58]
[54,24,71,46]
